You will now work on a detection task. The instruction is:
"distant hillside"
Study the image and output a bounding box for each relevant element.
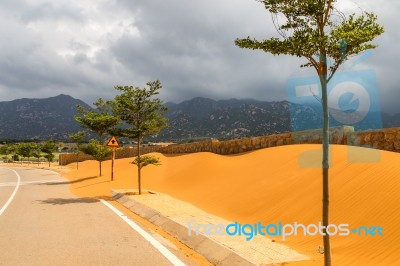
[0,94,91,141]
[0,95,399,142]
[156,98,292,141]
[155,97,400,141]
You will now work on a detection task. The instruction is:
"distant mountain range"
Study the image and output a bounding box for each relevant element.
[0,94,399,142]
[0,94,91,141]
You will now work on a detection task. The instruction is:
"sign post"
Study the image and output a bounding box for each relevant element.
[106,136,120,181]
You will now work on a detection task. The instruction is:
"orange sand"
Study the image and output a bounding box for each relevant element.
[63,144,400,265]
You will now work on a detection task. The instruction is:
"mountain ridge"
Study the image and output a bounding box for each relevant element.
[0,94,92,141]
[0,95,399,142]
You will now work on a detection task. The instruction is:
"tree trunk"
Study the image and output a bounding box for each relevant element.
[320,60,331,266]
[76,151,79,170]
[100,134,103,177]
[137,137,141,195]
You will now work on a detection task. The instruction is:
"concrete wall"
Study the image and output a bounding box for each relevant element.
[59,126,400,165]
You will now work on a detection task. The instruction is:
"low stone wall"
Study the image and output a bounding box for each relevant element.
[346,128,400,152]
[59,146,161,166]
[59,127,400,165]
[157,126,355,155]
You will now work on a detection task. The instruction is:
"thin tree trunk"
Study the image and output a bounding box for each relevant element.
[137,137,141,195]
[76,151,79,170]
[100,134,103,177]
[320,59,331,266]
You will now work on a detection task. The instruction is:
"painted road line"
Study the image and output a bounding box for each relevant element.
[0,180,65,187]
[0,168,21,217]
[100,199,186,266]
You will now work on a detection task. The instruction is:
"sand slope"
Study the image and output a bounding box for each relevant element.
[64,144,400,265]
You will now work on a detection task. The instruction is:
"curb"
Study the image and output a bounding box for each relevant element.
[111,190,257,266]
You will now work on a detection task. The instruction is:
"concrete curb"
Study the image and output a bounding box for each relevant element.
[111,190,257,266]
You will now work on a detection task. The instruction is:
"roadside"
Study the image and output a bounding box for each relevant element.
[112,189,309,266]
[61,159,315,266]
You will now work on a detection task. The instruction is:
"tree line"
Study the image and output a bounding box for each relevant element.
[0,141,58,167]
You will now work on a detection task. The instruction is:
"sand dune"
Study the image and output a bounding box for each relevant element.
[63,144,400,265]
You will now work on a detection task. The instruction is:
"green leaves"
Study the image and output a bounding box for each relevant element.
[235,0,384,80]
[132,155,161,168]
[74,98,120,141]
[70,131,86,145]
[112,80,168,140]
[80,139,112,162]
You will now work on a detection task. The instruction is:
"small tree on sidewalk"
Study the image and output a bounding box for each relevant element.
[112,80,168,194]
[41,141,57,167]
[31,144,42,165]
[70,131,86,169]
[235,1,384,264]
[16,142,34,164]
[80,139,112,176]
[75,98,119,176]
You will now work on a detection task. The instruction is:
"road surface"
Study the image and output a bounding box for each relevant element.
[0,167,193,266]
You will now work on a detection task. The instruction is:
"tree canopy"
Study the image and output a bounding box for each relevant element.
[235,0,384,82]
[112,80,168,141]
[75,98,120,142]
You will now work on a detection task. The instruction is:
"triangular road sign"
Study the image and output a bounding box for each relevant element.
[106,136,120,147]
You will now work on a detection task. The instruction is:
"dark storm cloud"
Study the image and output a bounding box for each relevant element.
[0,0,399,113]
[112,0,291,102]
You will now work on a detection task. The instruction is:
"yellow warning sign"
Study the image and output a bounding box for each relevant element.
[106,136,120,147]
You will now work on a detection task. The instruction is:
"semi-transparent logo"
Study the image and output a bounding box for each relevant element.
[286,50,382,167]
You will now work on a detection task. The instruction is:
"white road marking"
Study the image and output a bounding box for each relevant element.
[100,199,186,266]
[0,179,65,187]
[0,168,21,217]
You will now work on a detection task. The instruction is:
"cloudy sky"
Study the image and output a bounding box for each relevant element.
[1,0,399,113]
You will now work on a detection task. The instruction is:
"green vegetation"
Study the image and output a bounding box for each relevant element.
[80,139,112,176]
[112,80,168,194]
[70,131,86,169]
[75,98,119,176]
[41,141,57,167]
[0,142,58,166]
[235,1,384,264]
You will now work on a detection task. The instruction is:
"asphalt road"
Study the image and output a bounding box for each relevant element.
[0,167,191,266]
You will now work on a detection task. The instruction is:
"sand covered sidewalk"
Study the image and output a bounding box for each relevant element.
[63,144,400,265]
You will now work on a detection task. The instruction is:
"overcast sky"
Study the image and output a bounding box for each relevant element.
[0,0,399,113]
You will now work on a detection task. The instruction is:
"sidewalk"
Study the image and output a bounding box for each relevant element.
[112,190,308,266]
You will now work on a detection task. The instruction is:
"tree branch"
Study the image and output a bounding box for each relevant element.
[324,0,333,26]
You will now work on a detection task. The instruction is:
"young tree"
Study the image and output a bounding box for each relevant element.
[0,145,11,162]
[80,139,112,176]
[112,80,168,195]
[75,98,119,175]
[31,144,42,165]
[16,143,35,164]
[235,1,384,265]
[41,141,57,167]
[70,131,86,169]
[7,145,17,162]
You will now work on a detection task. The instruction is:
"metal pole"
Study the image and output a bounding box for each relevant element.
[111,147,115,181]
